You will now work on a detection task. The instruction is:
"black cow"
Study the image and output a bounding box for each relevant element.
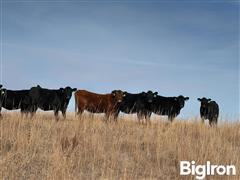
[151,95,189,121]
[197,97,219,126]
[119,91,158,122]
[29,85,77,120]
[0,87,32,117]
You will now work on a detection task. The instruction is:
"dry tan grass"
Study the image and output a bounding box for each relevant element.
[0,112,240,180]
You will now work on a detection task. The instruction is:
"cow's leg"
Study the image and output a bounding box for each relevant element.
[105,113,111,122]
[113,111,120,122]
[213,115,218,126]
[30,111,36,119]
[29,105,37,119]
[76,109,84,121]
[137,112,146,124]
[106,113,110,122]
[214,119,218,126]
[20,109,23,118]
[76,106,83,117]
[87,113,94,120]
[145,111,151,124]
[0,107,2,119]
[54,110,59,121]
[137,113,142,124]
[209,120,213,126]
[210,118,217,127]
[20,109,26,119]
[29,107,34,119]
[62,109,66,119]
[168,115,174,122]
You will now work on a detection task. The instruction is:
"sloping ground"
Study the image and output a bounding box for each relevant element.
[0,113,240,180]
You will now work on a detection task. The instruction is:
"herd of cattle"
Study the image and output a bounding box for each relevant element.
[0,84,219,125]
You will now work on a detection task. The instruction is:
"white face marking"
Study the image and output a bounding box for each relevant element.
[1,91,4,95]
[154,94,157,97]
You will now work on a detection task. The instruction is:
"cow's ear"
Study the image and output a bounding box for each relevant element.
[207,98,211,101]
[184,97,189,101]
[141,91,146,96]
[197,98,201,101]
[0,84,2,88]
[59,88,64,92]
[1,89,6,95]
[72,88,77,91]
[111,90,116,96]
[153,92,158,97]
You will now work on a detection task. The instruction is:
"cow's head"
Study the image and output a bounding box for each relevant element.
[197,97,211,108]
[61,87,77,99]
[175,95,189,108]
[111,90,127,103]
[142,90,158,103]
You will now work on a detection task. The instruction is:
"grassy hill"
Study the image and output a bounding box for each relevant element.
[0,113,239,179]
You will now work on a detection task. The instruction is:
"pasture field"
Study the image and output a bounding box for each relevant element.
[0,113,240,180]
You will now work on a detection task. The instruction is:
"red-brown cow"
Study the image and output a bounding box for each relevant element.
[75,90,126,120]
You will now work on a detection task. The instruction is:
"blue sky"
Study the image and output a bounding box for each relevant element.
[0,1,239,120]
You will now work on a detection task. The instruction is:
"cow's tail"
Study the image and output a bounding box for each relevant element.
[74,92,78,117]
